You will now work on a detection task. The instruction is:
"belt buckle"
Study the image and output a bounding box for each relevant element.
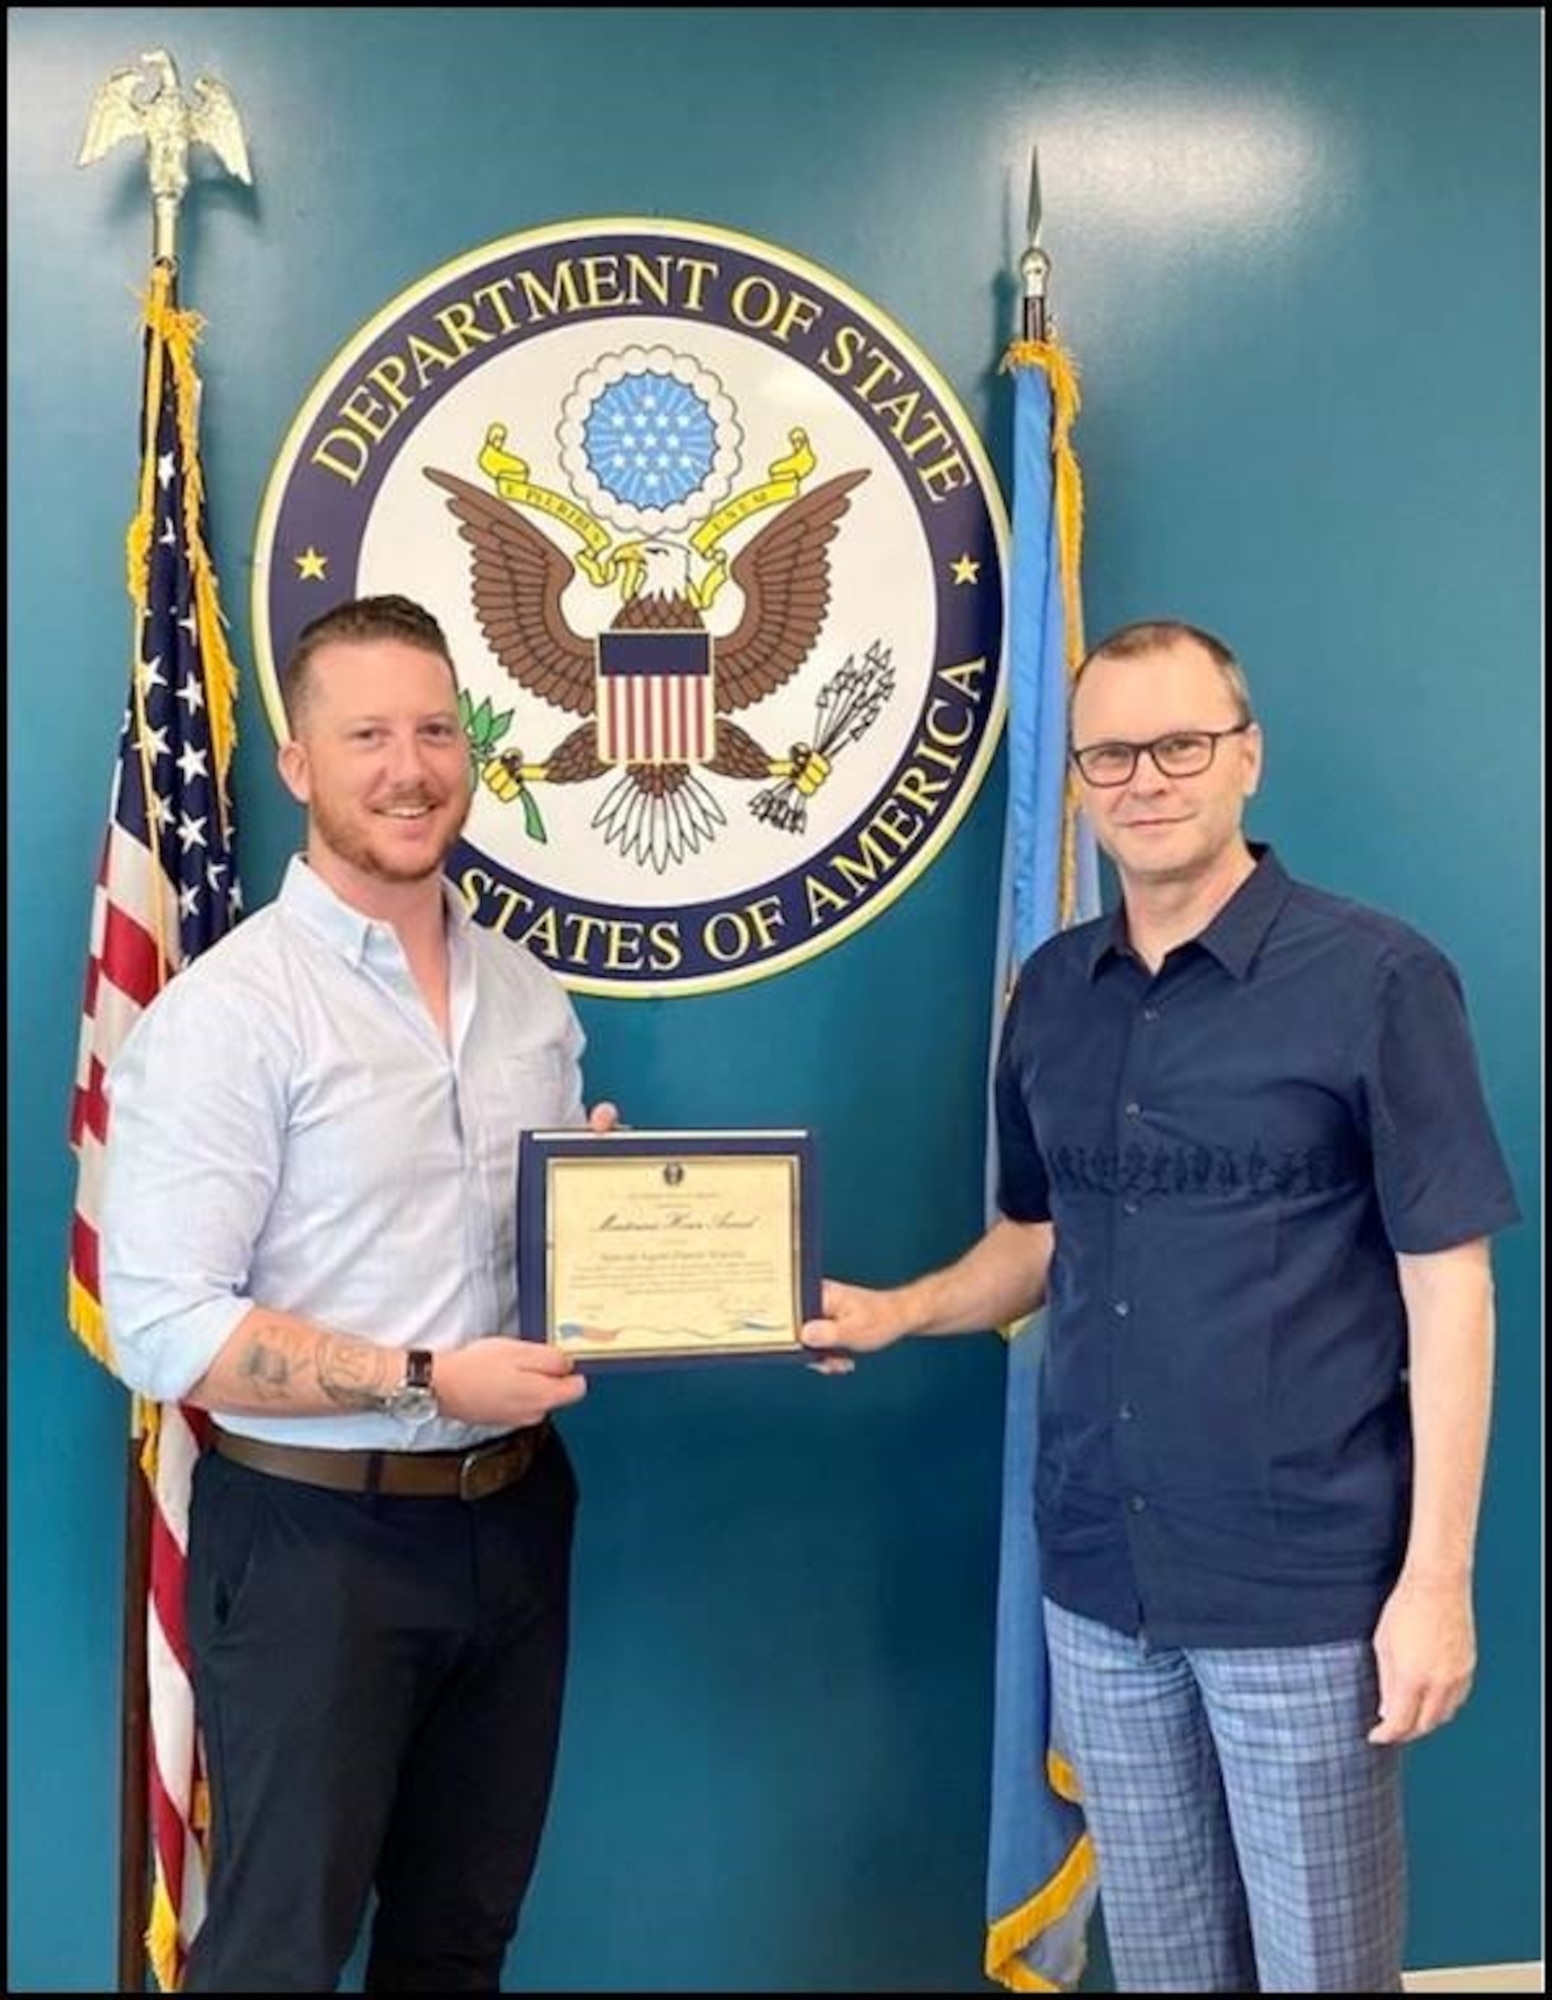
[457,1440,510,1502]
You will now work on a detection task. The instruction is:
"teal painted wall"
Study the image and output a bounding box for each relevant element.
[9,9,1540,1990]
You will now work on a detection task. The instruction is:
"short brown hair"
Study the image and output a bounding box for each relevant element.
[280,594,458,731]
[1074,619,1253,724]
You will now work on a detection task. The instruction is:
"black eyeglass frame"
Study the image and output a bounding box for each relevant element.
[1068,721,1255,787]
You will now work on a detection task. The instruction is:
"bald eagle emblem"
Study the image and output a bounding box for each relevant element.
[425,433,892,872]
[77,48,250,200]
[255,221,1011,995]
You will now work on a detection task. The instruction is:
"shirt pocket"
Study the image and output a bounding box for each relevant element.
[473,1049,576,1246]
[478,1048,574,1151]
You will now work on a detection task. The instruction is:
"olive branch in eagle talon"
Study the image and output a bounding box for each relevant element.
[458,689,547,843]
[424,460,875,871]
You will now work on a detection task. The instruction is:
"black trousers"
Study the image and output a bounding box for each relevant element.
[182,1431,577,1992]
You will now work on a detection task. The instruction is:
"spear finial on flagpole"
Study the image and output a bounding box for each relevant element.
[1019,143,1050,343]
[77,49,251,266]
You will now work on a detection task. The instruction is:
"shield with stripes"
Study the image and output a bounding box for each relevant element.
[595,629,716,767]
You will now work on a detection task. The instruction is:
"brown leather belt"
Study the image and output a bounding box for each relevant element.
[211,1421,549,1501]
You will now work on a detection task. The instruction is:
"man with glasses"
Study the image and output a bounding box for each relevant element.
[803,619,1518,1991]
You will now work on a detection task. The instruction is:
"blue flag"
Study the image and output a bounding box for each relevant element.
[983,339,1100,1991]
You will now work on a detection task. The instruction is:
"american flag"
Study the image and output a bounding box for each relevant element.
[68,262,242,1993]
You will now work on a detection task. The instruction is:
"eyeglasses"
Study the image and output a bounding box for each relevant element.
[1069,722,1255,788]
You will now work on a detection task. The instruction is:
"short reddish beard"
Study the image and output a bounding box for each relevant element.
[309,781,472,884]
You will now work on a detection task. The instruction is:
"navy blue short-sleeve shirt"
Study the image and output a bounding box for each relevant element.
[994,847,1519,1646]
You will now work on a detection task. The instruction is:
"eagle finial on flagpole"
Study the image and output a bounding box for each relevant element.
[77,49,251,266]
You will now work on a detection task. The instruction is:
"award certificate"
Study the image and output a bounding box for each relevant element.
[517,1128,820,1366]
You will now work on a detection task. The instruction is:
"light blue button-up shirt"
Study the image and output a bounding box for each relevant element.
[102,856,586,1448]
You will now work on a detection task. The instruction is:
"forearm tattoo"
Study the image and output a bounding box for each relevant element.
[234,1321,396,1410]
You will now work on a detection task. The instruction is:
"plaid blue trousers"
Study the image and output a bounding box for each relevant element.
[1044,1599,1405,1993]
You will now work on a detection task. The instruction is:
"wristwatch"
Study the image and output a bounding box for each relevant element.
[382,1348,438,1424]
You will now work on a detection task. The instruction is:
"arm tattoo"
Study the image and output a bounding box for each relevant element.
[234,1321,395,1411]
[317,1338,395,1412]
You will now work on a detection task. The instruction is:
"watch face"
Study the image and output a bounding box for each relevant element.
[387,1385,437,1423]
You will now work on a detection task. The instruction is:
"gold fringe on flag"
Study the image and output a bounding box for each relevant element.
[1002,339,1087,929]
[68,1278,109,1364]
[131,265,240,836]
[983,1829,1099,1993]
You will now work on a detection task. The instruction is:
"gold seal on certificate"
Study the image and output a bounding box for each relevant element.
[517,1129,821,1366]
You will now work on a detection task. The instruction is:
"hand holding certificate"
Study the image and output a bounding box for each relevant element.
[517,1129,821,1366]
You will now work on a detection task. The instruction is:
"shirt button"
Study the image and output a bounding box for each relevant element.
[1128,1494,1147,1514]
[1113,1300,1131,1318]
[1118,1402,1135,1422]
[1122,1198,1140,1216]
[1124,1101,1141,1118]
[1142,1007,1160,1022]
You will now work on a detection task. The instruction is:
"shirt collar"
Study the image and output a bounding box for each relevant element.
[1086,844,1292,982]
[278,854,471,967]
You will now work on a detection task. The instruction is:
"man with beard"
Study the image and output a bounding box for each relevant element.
[102,594,615,1991]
